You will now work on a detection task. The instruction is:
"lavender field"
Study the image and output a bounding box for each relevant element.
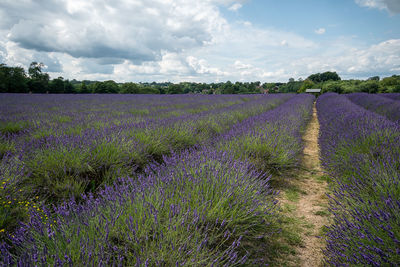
[319,93,400,266]
[1,92,400,266]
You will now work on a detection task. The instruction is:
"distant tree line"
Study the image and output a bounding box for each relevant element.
[1,63,400,94]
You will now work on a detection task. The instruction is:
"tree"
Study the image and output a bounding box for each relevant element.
[0,64,28,93]
[92,80,119,94]
[359,80,379,93]
[307,71,341,83]
[307,73,322,83]
[63,80,75,93]
[166,84,183,94]
[220,81,235,94]
[49,77,65,93]
[368,76,380,81]
[323,81,343,94]
[121,82,140,94]
[298,79,315,93]
[27,62,49,93]
[320,71,341,82]
[78,82,91,94]
[381,75,400,86]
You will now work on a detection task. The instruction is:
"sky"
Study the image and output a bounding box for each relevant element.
[0,0,399,83]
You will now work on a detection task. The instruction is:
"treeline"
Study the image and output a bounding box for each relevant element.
[1,62,400,94]
[270,72,400,94]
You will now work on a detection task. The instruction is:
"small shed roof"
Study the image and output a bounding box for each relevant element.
[306,89,321,93]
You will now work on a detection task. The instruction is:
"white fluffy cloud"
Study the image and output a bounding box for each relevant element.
[3,0,227,63]
[355,0,400,13]
[228,3,243,11]
[315,28,326,35]
[0,0,399,82]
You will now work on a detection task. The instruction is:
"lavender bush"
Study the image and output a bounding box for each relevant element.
[347,93,400,124]
[220,94,314,174]
[318,93,400,266]
[381,93,400,101]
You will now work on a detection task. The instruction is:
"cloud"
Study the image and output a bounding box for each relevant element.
[315,28,326,35]
[228,3,243,11]
[355,0,400,14]
[288,39,400,79]
[0,0,399,82]
[234,60,252,70]
[1,0,227,63]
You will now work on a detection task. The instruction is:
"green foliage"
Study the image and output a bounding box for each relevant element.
[380,75,400,92]
[221,131,299,174]
[278,79,302,93]
[78,82,91,93]
[91,80,119,94]
[0,162,31,237]
[166,84,183,94]
[0,121,29,135]
[0,64,28,93]
[49,77,65,93]
[322,81,343,93]
[21,140,139,202]
[368,76,380,81]
[120,82,140,94]
[358,80,379,93]
[0,141,15,159]
[1,62,399,95]
[307,71,341,83]
[28,62,50,93]
[298,79,315,93]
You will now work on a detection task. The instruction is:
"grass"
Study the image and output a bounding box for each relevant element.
[285,188,302,202]
[0,121,29,135]
[129,108,150,116]
[314,210,330,217]
[21,139,139,202]
[220,131,299,175]
[263,208,305,266]
[0,141,15,159]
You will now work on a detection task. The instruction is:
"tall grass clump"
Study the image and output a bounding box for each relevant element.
[21,136,145,202]
[0,121,29,135]
[318,93,400,266]
[2,148,278,266]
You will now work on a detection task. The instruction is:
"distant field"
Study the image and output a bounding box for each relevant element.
[1,93,399,265]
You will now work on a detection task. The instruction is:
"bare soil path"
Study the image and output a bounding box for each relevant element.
[294,102,329,266]
[273,102,329,266]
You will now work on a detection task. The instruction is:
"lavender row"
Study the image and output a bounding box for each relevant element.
[220,94,315,174]
[317,93,400,266]
[381,93,400,101]
[346,93,400,124]
[0,94,257,147]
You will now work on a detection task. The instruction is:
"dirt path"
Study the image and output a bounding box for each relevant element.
[273,102,329,266]
[295,102,329,266]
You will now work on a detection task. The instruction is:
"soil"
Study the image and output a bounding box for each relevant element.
[275,102,330,266]
[295,102,329,266]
